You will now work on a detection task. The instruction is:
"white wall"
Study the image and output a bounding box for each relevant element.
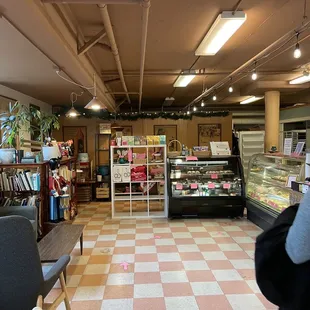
[0,84,52,149]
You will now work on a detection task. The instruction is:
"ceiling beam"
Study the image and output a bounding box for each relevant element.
[98,4,131,104]
[101,70,295,77]
[78,29,106,56]
[105,91,139,94]
[42,0,140,3]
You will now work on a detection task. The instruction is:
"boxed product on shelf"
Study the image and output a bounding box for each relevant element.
[133,153,147,164]
[131,165,147,181]
[112,166,122,182]
[122,136,134,146]
[153,136,160,145]
[147,135,155,145]
[134,136,147,145]
[121,166,131,182]
[159,135,166,145]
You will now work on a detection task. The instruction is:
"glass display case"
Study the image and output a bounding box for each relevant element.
[167,156,245,218]
[246,154,305,229]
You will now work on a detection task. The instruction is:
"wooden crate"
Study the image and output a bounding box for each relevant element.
[96,187,109,199]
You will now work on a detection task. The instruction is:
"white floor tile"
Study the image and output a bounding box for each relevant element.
[177,244,200,253]
[218,244,243,251]
[230,259,255,270]
[212,270,243,281]
[202,251,227,261]
[223,226,243,232]
[84,230,101,236]
[111,254,135,264]
[135,246,157,254]
[157,252,181,262]
[155,238,176,246]
[66,275,82,288]
[233,237,255,244]
[101,299,133,310]
[169,222,186,227]
[187,227,207,232]
[246,280,261,293]
[135,233,154,240]
[134,283,164,298]
[134,262,159,272]
[183,260,209,271]
[227,294,265,310]
[165,296,199,310]
[107,273,134,285]
[190,282,223,296]
[72,286,105,301]
[194,238,216,244]
[172,232,192,239]
[245,230,261,237]
[97,235,117,241]
[115,240,135,247]
[160,271,188,283]
[118,229,136,234]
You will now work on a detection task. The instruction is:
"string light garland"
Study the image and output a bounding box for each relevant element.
[54,108,229,120]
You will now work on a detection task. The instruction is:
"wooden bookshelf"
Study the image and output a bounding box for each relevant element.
[0,162,49,236]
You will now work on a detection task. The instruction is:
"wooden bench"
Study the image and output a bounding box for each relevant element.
[38,224,85,279]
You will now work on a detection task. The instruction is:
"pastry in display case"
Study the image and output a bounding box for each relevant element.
[167,156,245,218]
[246,154,305,229]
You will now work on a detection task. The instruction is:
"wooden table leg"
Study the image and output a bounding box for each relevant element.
[80,233,83,255]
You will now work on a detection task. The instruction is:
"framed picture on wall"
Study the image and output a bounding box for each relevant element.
[63,126,87,156]
[111,125,133,139]
[198,124,221,146]
[154,125,177,151]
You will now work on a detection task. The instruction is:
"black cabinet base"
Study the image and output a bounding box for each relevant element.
[246,200,278,230]
[169,197,245,219]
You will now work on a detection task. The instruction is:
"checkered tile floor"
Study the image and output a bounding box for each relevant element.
[46,202,277,310]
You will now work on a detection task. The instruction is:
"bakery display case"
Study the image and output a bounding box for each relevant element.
[246,154,305,229]
[167,156,245,218]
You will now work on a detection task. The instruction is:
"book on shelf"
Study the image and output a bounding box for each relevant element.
[0,169,40,192]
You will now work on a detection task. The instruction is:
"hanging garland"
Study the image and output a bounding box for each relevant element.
[54,107,229,120]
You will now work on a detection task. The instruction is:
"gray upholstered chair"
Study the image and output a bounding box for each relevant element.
[0,216,71,310]
[0,205,37,238]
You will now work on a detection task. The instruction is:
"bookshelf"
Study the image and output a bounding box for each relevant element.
[0,162,48,236]
[0,157,77,235]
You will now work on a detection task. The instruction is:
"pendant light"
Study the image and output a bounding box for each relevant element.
[66,92,81,118]
[84,73,107,110]
[294,33,301,59]
[251,61,258,80]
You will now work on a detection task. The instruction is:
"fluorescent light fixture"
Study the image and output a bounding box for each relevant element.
[195,11,246,56]
[289,75,310,85]
[240,96,264,105]
[174,72,196,87]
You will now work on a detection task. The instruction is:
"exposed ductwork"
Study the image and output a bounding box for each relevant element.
[138,0,151,111]
[98,4,131,104]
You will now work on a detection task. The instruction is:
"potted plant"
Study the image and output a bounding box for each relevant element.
[0,102,31,163]
[31,110,61,160]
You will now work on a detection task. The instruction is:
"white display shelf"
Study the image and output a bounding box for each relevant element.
[111,145,166,148]
[114,195,165,201]
[111,143,167,219]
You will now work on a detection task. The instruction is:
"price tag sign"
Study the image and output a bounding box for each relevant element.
[211,174,218,179]
[160,180,165,185]
[223,183,231,189]
[176,183,183,190]
[186,156,198,161]
[190,183,198,189]
[208,183,215,189]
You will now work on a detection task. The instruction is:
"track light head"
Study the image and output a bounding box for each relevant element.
[193,106,197,111]
[212,95,217,101]
[294,43,301,59]
[251,70,258,80]
[201,100,205,107]
[228,86,233,93]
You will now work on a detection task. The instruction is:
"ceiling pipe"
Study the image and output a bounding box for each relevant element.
[187,22,310,108]
[138,0,151,111]
[98,4,131,104]
[42,0,140,3]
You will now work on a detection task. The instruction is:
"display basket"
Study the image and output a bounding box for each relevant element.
[168,139,182,158]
